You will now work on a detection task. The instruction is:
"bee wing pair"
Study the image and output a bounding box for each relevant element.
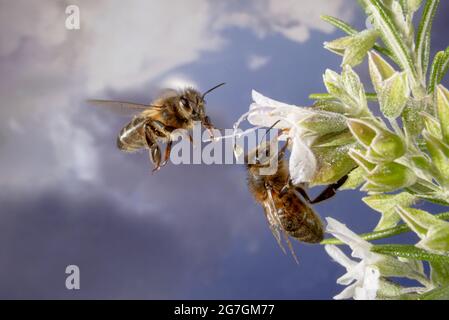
[264,188,299,264]
[87,88,179,115]
[87,99,164,117]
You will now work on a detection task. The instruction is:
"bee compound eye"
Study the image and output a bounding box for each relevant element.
[180,97,191,110]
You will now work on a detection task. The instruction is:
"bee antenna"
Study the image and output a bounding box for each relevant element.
[260,120,281,143]
[201,82,226,100]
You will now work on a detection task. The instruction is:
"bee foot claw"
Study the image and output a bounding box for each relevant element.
[279,185,289,198]
[152,167,161,173]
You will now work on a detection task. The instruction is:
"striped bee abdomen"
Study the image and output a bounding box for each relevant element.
[275,192,324,243]
[116,116,148,152]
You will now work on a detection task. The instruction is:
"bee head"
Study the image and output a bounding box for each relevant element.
[179,88,204,121]
[245,121,288,170]
[245,141,276,168]
[179,83,225,130]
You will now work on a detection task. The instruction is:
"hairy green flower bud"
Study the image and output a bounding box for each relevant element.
[347,118,377,147]
[378,72,410,119]
[422,112,442,138]
[437,85,449,144]
[324,35,354,56]
[424,131,449,187]
[368,51,396,94]
[348,118,405,162]
[299,111,348,135]
[396,207,449,254]
[310,143,357,186]
[349,149,377,172]
[365,162,417,192]
[370,131,406,162]
[325,29,379,67]
[323,67,368,116]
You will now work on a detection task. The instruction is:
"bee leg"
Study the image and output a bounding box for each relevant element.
[150,146,162,172]
[144,124,162,172]
[149,120,172,138]
[202,116,216,139]
[147,121,175,168]
[279,185,289,198]
[309,175,348,204]
[293,184,313,203]
[280,180,313,203]
[147,120,178,171]
[161,140,172,167]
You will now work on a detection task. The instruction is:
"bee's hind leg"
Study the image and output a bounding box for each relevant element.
[279,180,311,201]
[144,124,162,172]
[161,140,172,167]
[280,175,348,203]
[148,121,176,168]
[308,175,348,204]
[150,145,162,173]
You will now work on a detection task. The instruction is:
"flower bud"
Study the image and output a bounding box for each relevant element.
[378,72,410,119]
[370,131,406,162]
[323,67,368,116]
[312,130,355,148]
[402,98,427,137]
[324,35,354,56]
[419,224,449,254]
[437,85,449,144]
[396,206,449,254]
[368,51,396,94]
[310,143,357,186]
[365,162,417,192]
[422,112,442,138]
[325,30,379,67]
[349,149,376,172]
[424,131,449,187]
[299,111,348,135]
[348,118,405,162]
[347,118,377,147]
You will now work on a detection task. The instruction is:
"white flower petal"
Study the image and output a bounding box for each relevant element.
[334,282,359,300]
[354,266,380,300]
[325,217,372,259]
[337,262,366,285]
[324,245,357,270]
[247,105,291,128]
[248,105,314,129]
[325,218,383,300]
[289,134,317,184]
[252,89,294,109]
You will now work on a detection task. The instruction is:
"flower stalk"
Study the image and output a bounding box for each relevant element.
[233,0,449,300]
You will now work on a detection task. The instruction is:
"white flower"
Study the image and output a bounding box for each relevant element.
[234,90,318,184]
[324,217,428,300]
[324,217,381,300]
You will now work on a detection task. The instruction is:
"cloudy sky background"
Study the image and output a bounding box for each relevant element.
[0,0,448,299]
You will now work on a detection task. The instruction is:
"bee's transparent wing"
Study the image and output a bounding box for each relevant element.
[262,205,286,255]
[263,189,285,253]
[157,88,179,99]
[86,99,162,117]
[264,189,299,263]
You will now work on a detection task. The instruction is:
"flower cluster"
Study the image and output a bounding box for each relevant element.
[234,0,449,300]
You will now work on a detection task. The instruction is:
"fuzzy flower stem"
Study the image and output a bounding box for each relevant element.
[321,211,449,245]
[309,92,378,101]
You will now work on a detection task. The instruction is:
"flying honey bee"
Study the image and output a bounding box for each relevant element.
[245,134,348,262]
[88,83,225,172]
